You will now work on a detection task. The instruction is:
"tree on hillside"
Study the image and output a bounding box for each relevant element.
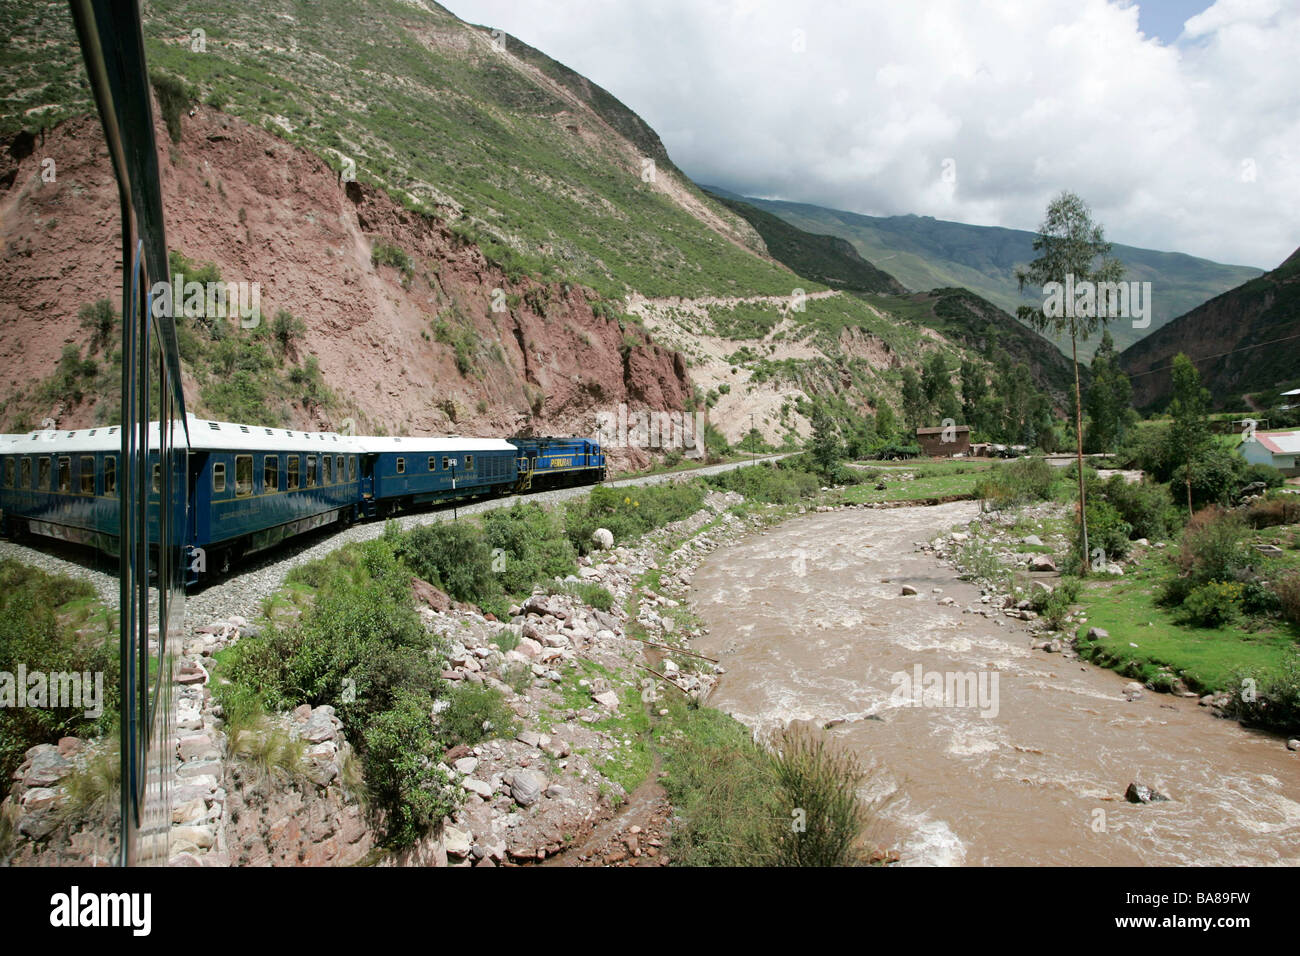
[922,353,960,423]
[1017,191,1124,573]
[960,359,988,434]
[1166,352,1212,513]
[900,367,926,433]
[810,405,840,476]
[1085,329,1134,453]
[875,403,897,442]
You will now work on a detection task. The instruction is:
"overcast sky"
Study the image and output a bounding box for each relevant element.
[442,0,1298,270]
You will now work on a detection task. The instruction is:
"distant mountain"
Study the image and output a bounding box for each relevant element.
[703,189,905,294]
[1118,248,1300,411]
[706,190,1264,357]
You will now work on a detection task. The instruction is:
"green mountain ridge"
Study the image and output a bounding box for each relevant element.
[703,187,1264,358]
[1118,246,1300,410]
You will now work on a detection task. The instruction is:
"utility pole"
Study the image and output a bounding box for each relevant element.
[449,458,458,521]
[750,412,755,466]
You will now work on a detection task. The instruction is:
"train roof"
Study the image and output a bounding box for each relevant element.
[354,435,517,454]
[2,416,361,455]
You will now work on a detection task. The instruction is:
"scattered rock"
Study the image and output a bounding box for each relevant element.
[1125,782,1169,804]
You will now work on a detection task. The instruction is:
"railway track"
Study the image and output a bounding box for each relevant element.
[0,454,789,627]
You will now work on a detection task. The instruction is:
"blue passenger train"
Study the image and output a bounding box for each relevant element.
[0,417,608,584]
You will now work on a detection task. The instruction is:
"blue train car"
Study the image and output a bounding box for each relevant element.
[0,425,139,555]
[186,418,363,576]
[357,435,519,515]
[508,436,606,490]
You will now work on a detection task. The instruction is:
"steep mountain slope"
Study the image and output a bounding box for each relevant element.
[703,190,904,294]
[714,192,1264,356]
[0,107,689,461]
[1118,248,1300,410]
[0,0,1070,455]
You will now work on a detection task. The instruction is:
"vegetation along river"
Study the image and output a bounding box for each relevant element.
[690,501,1300,866]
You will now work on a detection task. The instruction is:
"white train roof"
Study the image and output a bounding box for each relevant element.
[2,416,361,455]
[354,435,517,454]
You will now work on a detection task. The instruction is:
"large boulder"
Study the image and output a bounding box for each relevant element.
[1028,554,1057,572]
[411,578,451,612]
[592,528,615,550]
[509,770,547,808]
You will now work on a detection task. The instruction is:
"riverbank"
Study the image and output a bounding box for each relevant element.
[687,498,1300,865]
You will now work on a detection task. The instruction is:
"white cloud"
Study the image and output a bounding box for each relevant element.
[445,0,1300,268]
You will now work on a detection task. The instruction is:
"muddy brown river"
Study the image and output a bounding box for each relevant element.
[690,501,1300,866]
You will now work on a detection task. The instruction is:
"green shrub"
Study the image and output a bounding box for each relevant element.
[1098,475,1177,541]
[1232,649,1300,734]
[660,705,871,866]
[558,581,615,612]
[1084,499,1133,561]
[1181,580,1243,628]
[1240,462,1285,490]
[1168,446,1245,510]
[766,726,869,866]
[437,682,518,748]
[150,70,194,143]
[1275,572,1300,626]
[564,482,706,554]
[363,690,460,847]
[480,503,576,596]
[704,458,819,503]
[0,561,117,800]
[1175,507,1251,586]
[221,540,448,847]
[397,522,501,607]
[371,241,415,281]
[974,457,1057,508]
[1032,577,1080,629]
[1242,495,1300,530]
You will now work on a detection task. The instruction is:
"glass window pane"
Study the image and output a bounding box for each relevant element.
[264,455,278,492]
[80,456,95,495]
[288,456,299,489]
[235,455,253,496]
[105,456,116,497]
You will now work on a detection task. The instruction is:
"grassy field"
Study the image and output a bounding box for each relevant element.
[839,458,997,504]
[1074,526,1300,693]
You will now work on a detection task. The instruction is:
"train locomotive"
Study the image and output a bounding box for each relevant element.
[0,416,607,585]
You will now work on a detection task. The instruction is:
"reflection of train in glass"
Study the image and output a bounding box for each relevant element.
[0,423,606,582]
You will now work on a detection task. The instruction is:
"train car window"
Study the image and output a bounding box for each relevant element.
[264,455,279,492]
[428,456,437,471]
[322,455,332,485]
[306,455,317,487]
[348,456,356,482]
[153,462,160,493]
[213,462,226,494]
[442,456,450,469]
[105,456,116,497]
[235,455,253,497]
[336,455,344,480]
[58,457,71,493]
[80,456,95,494]
[288,455,300,490]
[3,458,12,489]
[465,455,473,469]
[396,457,405,474]
[21,458,31,489]
[38,458,50,491]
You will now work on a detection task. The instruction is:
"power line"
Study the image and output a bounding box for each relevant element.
[1125,330,1300,380]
